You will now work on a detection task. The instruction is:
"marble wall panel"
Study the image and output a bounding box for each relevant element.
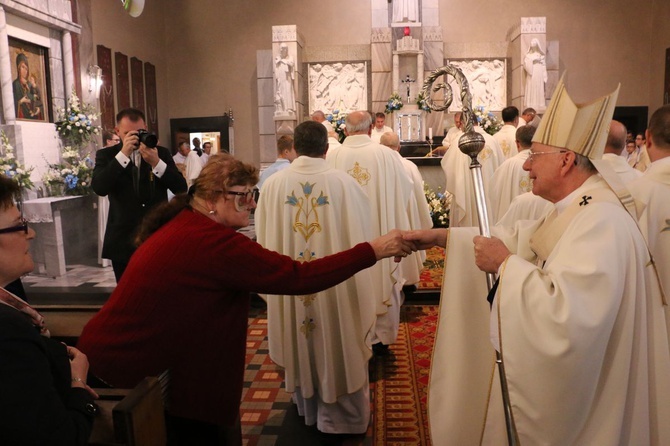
[423,41,443,71]
[303,45,370,63]
[511,65,524,103]
[546,70,559,101]
[257,49,273,79]
[372,72,392,102]
[444,42,508,59]
[258,105,275,135]
[259,134,277,165]
[371,27,392,43]
[371,42,392,72]
[371,101,386,114]
[347,45,371,61]
[546,40,559,70]
[48,28,62,60]
[257,78,273,107]
[422,8,439,27]
[371,9,388,28]
[47,0,72,24]
[49,57,64,102]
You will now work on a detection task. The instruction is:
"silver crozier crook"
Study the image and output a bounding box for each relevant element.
[421,66,519,446]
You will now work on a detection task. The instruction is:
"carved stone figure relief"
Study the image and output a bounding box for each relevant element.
[308,62,368,114]
[446,59,506,112]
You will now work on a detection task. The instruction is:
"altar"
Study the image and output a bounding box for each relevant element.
[23,196,98,277]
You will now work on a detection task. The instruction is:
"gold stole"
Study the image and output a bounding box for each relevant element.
[529,184,620,263]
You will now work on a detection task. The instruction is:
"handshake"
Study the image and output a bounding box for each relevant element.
[369,228,448,262]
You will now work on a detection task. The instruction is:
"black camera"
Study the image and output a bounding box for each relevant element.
[137,129,158,148]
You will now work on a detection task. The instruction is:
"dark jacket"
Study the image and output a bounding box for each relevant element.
[0,304,97,445]
[92,142,187,263]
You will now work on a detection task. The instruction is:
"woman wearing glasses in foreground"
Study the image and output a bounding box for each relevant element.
[0,175,98,445]
[78,153,415,445]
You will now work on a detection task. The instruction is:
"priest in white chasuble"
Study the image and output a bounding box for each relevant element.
[488,124,536,224]
[256,121,376,434]
[380,131,433,284]
[441,121,504,227]
[408,78,670,445]
[326,111,415,347]
[628,104,670,332]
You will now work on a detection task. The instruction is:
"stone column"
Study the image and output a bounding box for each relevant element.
[371,27,392,114]
[62,31,74,99]
[392,53,400,97]
[423,26,445,135]
[0,7,16,123]
[272,25,304,137]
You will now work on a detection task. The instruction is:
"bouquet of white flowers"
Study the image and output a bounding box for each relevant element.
[55,91,101,148]
[42,147,94,196]
[0,130,33,190]
[424,181,451,228]
[473,106,502,136]
[385,93,403,114]
[416,92,432,113]
[326,109,347,142]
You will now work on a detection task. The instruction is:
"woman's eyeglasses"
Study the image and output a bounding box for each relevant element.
[226,191,254,204]
[0,218,29,235]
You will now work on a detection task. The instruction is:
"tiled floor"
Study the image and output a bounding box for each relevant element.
[22,264,116,305]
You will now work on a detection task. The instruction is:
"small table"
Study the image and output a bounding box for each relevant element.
[23,196,97,277]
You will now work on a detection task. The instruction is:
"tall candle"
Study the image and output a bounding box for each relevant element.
[428,128,433,139]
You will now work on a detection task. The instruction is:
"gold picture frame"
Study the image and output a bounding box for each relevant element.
[9,37,51,122]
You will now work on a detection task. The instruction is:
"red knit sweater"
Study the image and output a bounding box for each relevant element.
[77,209,376,425]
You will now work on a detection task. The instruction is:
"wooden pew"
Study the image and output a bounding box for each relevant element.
[88,376,167,446]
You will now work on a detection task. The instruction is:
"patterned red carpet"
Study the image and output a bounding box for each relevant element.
[241,304,438,445]
[417,247,445,290]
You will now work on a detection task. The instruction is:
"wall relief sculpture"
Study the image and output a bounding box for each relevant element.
[446,59,506,112]
[308,62,368,114]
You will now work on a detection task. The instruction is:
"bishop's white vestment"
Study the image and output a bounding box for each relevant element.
[256,156,376,433]
[429,175,670,445]
[492,123,518,159]
[441,126,504,227]
[326,134,415,345]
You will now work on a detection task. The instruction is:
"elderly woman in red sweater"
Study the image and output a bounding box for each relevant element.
[77,153,414,445]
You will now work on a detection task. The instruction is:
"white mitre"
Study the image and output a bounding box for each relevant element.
[532,75,642,219]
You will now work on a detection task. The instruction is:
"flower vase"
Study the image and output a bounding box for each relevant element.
[47,182,65,197]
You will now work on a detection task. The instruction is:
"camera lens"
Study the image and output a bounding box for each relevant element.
[137,129,158,148]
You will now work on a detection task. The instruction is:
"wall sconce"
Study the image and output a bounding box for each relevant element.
[88,65,103,99]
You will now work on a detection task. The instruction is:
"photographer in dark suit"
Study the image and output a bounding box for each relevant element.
[92,108,187,282]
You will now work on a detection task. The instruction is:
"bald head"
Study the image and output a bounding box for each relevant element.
[345,111,373,135]
[311,110,326,123]
[379,132,400,151]
[605,120,627,155]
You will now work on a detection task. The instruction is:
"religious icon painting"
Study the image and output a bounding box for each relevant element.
[9,37,51,122]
